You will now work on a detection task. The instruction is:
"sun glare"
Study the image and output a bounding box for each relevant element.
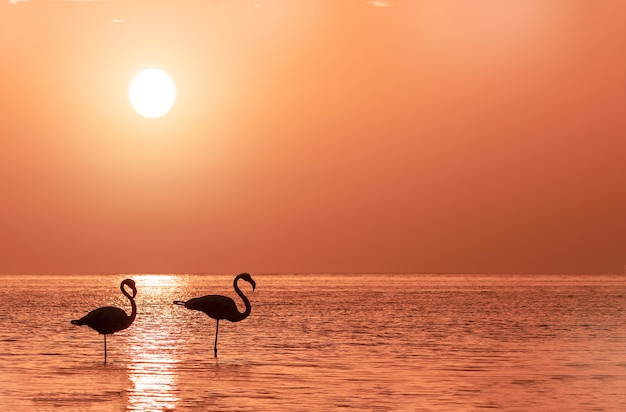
[129,68,176,118]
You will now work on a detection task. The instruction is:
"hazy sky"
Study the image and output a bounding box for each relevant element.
[1,1,624,274]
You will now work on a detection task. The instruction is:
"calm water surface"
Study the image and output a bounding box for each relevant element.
[0,274,624,411]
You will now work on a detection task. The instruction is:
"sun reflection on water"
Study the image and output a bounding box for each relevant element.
[124,274,187,411]
[127,349,178,411]
[131,274,182,289]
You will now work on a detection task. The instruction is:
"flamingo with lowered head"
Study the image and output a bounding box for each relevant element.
[174,273,256,358]
[71,278,137,363]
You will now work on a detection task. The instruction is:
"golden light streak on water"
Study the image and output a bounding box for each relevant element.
[127,343,179,411]
[124,274,187,411]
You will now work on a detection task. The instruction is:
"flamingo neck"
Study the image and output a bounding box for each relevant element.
[233,275,252,322]
[121,283,137,326]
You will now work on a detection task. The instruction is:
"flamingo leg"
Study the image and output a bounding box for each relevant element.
[214,319,219,358]
[104,335,107,363]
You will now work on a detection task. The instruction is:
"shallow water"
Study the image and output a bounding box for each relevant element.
[0,274,624,411]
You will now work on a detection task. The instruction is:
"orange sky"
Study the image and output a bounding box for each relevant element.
[1,0,624,274]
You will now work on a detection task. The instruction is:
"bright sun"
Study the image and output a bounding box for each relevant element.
[129,68,176,118]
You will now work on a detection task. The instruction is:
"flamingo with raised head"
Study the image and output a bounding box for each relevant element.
[71,278,137,363]
[174,273,256,358]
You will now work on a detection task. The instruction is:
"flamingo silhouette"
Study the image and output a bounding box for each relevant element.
[174,273,256,358]
[71,278,137,363]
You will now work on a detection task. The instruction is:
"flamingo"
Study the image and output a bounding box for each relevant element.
[174,273,256,358]
[71,278,137,363]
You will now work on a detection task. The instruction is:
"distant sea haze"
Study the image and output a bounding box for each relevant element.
[1,273,624,411]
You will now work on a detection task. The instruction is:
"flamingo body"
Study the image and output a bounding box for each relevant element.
[71,306,133,335]
[182,295,245,322]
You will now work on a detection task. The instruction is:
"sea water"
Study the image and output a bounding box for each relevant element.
[0,274,624,411]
